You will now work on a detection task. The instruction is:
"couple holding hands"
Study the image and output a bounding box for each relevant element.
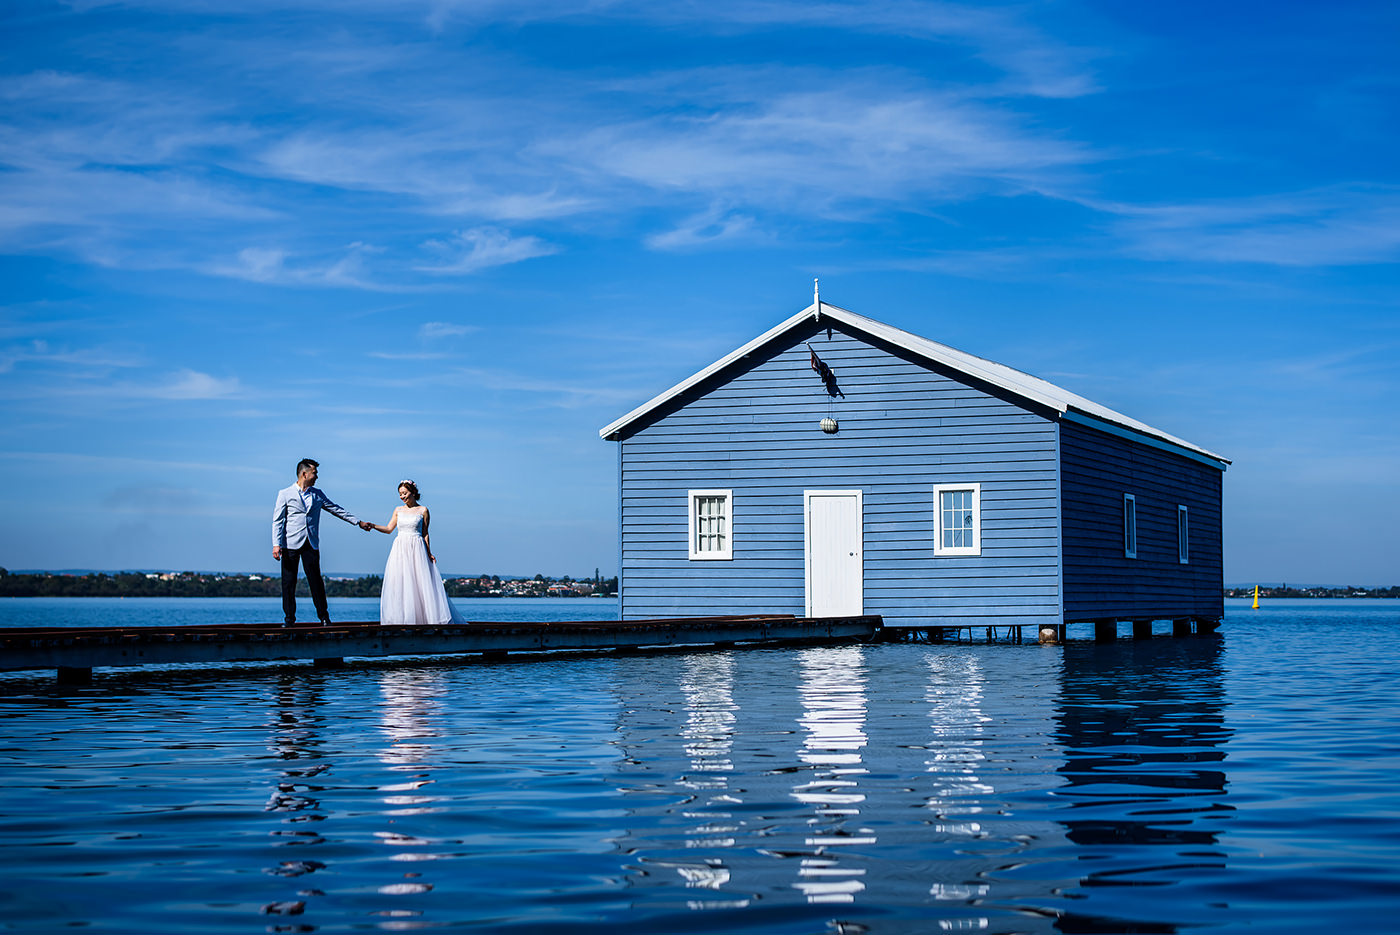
[271,458,466,627]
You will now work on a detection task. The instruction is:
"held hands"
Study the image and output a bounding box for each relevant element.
[358,521,375,531]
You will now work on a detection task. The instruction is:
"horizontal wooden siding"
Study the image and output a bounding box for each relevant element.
[1060,418,1224,621]
[617,321,1062,627]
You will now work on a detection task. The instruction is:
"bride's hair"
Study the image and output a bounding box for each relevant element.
[398,479,421,501]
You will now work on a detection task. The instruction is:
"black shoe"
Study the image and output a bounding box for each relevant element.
[318,618,332,627]
[283,621,295,628]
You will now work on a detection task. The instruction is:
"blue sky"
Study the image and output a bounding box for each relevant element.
[2,0,1396,584]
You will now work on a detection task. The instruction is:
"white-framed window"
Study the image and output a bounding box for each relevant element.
[1124,493,1137,559]
[933,483,981,556]
[1178,505,1189,564]
[688,489,733,560]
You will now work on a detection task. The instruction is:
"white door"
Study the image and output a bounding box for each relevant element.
[805,490,864,617]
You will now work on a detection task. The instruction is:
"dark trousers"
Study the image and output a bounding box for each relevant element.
[281,545,329,624]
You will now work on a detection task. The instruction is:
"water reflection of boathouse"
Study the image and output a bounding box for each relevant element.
[607,644,1072,923]
[607,636,1231,931]
[1046,636,1233,933]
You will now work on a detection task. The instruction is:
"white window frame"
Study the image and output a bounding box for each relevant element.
[933,483,981,556]
[1124,493,1137,559]
[688,489,733,561]
[1178,505,1189,564]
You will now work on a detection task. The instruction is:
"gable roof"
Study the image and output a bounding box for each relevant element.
[599,302,1229,469]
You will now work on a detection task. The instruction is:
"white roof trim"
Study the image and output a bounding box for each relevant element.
[599,303,1229,467]
[599,304,820,441]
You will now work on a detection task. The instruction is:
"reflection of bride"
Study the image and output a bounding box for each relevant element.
[365,480,467,625]
[378,668,445,768]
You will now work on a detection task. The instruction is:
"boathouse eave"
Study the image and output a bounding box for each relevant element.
[597,302,1230,469]
[1062,409,1230,471]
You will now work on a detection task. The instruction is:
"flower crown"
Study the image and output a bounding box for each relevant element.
[399,478,416,487]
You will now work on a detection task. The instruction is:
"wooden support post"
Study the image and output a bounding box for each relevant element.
[1038,626,1060,645]
[1094,620,1117,642]
[985,626,994,642]
[57,666,92,685]
[1132,620,1153,640]
[1172,618,1193,637]
[1198,617,1221,634]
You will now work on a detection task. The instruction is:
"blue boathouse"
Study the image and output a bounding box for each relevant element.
[600,300,1229,632]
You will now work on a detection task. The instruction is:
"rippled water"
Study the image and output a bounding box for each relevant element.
[2,599,1398,933]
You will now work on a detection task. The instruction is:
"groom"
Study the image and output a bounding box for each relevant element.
[272,458,372,627]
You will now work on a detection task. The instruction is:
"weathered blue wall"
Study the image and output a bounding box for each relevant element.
[616,319,1063,627]
[1060,418,1224,621]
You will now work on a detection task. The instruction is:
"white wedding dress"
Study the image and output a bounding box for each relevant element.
[380,507,467,626]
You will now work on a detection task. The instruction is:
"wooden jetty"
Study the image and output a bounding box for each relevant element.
[0,614,882,683]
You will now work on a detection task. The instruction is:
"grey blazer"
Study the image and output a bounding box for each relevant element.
[273,484,359,551]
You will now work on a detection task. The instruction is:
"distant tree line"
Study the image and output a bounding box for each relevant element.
[0,568,618,599]
[0,568,1388,601]
[1225,585,1400,599]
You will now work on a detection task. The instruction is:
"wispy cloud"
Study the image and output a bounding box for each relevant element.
[0,166,279,264]
[646,206,764,251]
[0,339,145,375]
[652,0,1101,99]
[2,367,247,402]
[852,244,1076,279]
[250,128,596,222]
[81,0,1100,99]
[149,369,243,400]
[368,351,454,360]
[455,366,642,408]
[415,228,559,274]
[0,450,276,475]
[312,404,423,415]
[557,74,1093,219]
[417,0,1100,98]
[418,322,480,340]
[1101,186,1400,266]
[0,70,275,267]
[206,243,412,291]
[0,8,1100,286]
[1266,343,1400,390]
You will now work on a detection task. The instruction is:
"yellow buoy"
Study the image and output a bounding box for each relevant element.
[1252,585,1260,609]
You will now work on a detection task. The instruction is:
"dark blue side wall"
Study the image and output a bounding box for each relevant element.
[616,320,1063,627]
[1060,418,1224,621]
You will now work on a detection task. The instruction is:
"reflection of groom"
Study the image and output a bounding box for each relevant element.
[272,458,372,627]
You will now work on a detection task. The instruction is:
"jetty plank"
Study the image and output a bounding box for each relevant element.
[0,614,880,679]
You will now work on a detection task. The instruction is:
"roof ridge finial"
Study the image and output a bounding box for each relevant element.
[813,277,820,320]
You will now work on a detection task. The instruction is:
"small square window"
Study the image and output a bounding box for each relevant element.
[1178,505,1189,564]
[1124,494,1137,559]
[934,483,981,556]
[688,490,733,560]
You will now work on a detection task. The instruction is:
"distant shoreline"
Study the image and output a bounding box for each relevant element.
[1,569,1393,600]
[0,570,617,600]
[1224,586,1399,599]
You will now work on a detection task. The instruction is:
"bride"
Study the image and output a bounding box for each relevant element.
[366,480,467,625]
